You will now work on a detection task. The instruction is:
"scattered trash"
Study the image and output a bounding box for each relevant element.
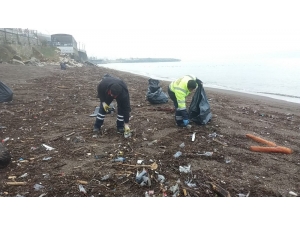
[192,132,196,142]
[79,184,87,194]
[2,137,9,143]
[197,152,213,156]
[169,182,179,197]
[179,142,185,148]
[185,179,197,188]
[174,151,182,158]
[42,144,55,151]
[288,191,297,197]
[137,160,144,164]
[117,151,124,157]
[179,164,191,173]
[225,157,231,164]
[145,191,150,197]
[113,157,126,162]
[208,182,231,197]
[136,169,148,184]
[42,157,52,161]
[237,191,250,197]
[101,174,111,181]
[77,180,88,185]
[157,174,166,183]
[34,184,44,191]
[124,131,132,138]
[6,182,27,186]
[19,173,28,178]
[148,140,157,146]
[139,176,151,186]
[121,162,158,170]
[208,132,217,138]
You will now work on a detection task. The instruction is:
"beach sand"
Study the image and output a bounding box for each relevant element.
[0,63,299,197]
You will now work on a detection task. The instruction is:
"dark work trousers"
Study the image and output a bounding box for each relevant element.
[94,102,125,129]
[168,87,185,126]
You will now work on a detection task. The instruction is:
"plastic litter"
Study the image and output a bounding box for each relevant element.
[43,157,52,161]
[174,151,182,158]
[79,184,87,194]
[197,152,213,156]
[2,137,9,143]
[101,174,111,181]
[34,184,44,191]
[157,174,166,183]
[136,169,148,184]
[179,164,191,173]
[179,142,185,148]
[192,132,196,142]
[113,157,126,162]
[42,144,55,151]
[19,173,28,178]
[139,176,151,186]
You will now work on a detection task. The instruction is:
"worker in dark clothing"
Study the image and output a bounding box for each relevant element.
[93,75,131,135]
[168,74,202,127]
[60,62,67,70]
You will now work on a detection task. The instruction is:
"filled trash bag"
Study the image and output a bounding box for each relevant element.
[188,82,212,125]
[0,81,13,103]
[0,143,11,169]
[60,62,67,70]
[146,78,168,104]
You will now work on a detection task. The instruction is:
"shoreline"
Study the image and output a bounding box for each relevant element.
[100,66,300,110]
[97,61,300,105]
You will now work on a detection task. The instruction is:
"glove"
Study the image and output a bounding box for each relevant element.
[124,124,130,134]
[183,120,189,126]
[102,102,109,112]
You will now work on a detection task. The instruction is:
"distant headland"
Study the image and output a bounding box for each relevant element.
[88,58,181,64]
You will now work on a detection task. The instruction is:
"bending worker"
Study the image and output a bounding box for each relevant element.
[168,74,202,127]
[93,75,131,135]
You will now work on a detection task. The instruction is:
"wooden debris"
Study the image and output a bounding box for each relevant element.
[77,180,88,185]
[6,182,27,186]
[208,182,231,197]
[212,138,228,147]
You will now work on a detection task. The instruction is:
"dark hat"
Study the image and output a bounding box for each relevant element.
[187,80,197,90]
[110,84,122,96]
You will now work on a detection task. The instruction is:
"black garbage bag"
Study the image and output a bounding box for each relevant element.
[0,143,11,169]
[188,82,212,125]
[60,62,66,70]
[0,81,13,103]
[146,78,168,104]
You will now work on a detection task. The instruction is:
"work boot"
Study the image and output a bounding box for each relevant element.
[93,127,100,134]
[117,127,124,134]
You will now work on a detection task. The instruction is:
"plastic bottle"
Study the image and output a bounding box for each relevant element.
[113,157,126,162]
[2,137,9,143]
[173,151,182,158]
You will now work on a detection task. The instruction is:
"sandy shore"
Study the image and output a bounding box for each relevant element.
[0,63,299,197]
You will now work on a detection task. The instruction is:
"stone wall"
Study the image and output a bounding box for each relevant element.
[0,30,40,46]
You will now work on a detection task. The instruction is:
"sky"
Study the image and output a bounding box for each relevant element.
[3,0,300,61]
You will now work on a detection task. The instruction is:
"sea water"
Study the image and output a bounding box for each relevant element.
[98,59,300,104]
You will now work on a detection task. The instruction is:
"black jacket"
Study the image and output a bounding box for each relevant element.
[97,77,131,123]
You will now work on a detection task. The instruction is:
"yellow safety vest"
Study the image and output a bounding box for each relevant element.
[169,75,197,110]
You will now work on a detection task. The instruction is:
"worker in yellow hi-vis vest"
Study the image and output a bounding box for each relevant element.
[168,75,202,127]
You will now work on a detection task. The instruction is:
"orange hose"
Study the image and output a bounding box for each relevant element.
[246,134,277,147]
[250,146,292,154]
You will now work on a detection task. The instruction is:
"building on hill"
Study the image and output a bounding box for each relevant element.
[51,33,80,61]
